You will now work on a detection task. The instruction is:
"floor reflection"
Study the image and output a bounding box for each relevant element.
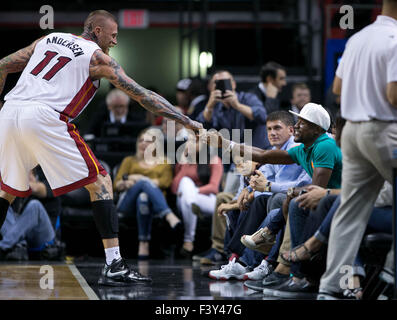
[76,258,265,300]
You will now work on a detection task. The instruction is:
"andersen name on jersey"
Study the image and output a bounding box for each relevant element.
[46,35,84,57]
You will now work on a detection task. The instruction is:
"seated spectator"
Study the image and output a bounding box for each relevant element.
[207,111,311,279]
[194,155,260,265]
[197,69,268,151]
[288,82,311,121]
[0,200,55,261]
[85,88,134,138]
[171,134,223,257]
[191,152,244,264]
[249,61,287,115]
[0,166,62,260]
[115,128,181,259]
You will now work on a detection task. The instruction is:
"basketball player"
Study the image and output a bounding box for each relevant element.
[0,10,203,286]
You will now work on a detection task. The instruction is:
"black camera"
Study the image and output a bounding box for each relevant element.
[215,79,232,97]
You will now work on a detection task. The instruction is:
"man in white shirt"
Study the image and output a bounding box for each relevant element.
[318,0,397,299]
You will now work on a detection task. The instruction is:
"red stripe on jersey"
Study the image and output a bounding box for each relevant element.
[62,77,97,118]
[0,175,32,197]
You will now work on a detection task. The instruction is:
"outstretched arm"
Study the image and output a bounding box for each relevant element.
[206,131,294,165]
[232,143,294,165]
[89,50,202,131]
[0,38,42,96]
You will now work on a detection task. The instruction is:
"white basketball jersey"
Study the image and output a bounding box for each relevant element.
[5,32,101,119]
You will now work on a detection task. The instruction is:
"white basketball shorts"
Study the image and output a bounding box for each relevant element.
[0,100,106,197]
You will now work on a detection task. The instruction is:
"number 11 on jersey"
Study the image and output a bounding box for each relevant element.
[31,50,72,81]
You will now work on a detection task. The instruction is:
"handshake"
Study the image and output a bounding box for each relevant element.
[196,129,237,151]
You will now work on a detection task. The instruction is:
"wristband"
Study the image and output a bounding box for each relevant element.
[246,186,253,193]
[326,189,331,196]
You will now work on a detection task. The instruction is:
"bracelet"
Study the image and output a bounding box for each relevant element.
[246,186,253,193]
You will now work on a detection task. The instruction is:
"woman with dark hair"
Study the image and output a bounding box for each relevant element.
[115,127,181,259]
[171,134,223,257]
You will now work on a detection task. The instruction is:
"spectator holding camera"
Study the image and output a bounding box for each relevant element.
[197,70,267,150]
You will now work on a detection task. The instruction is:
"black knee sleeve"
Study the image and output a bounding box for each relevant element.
[0,198,9,229]
[92,200,119,239]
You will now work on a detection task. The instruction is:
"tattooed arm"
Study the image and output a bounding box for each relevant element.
[89,49,203,131]
[0,38,42,96]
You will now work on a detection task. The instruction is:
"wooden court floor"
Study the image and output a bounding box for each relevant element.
[0,262,98,300]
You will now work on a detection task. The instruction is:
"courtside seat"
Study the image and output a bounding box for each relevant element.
[361,232,392,265]
[359,233,392,300]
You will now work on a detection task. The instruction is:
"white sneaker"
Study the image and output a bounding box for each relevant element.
[243,260,273,281]
[208,258,248,280]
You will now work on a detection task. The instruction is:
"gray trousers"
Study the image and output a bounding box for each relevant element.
[320,120,397,293]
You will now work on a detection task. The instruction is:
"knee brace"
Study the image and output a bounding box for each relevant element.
[92,200,119,239]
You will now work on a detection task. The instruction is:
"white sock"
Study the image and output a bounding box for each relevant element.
[105,246,121,265]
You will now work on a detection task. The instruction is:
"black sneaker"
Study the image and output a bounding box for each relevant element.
[270,278,318,299]
[98,258,152,286]
[244,280,265,292]
[262,271,290,287]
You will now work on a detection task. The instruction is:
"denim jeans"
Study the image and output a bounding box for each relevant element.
[118,179,172,241]
[266,207,285,234]
[288,199,311,249]
[0,200,55,250]
[315,195,341,243]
